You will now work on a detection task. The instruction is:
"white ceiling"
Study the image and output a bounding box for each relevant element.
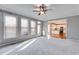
[0,4,79,21]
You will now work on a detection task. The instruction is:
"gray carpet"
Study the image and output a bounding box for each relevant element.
[0,37,79,55]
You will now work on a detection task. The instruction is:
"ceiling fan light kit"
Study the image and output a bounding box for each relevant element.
[33,4,52,15]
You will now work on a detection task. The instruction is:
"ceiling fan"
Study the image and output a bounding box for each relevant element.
[33,4,52,15]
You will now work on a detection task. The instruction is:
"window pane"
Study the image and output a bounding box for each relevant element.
[21,18,28,27]
[21,28,28,35]
[37,24,41,34]
[31,20,36,27]
[31,20,36,35]
[37,21,41,35]
[4,15,16,39]
[37,21,41,24]
[21,18,28,35]
[31,29,35,35]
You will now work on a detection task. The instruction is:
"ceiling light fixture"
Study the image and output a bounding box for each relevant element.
[33,4,52,15]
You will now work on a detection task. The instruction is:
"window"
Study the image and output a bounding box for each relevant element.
[31,20,36,35]
[37,21,41,35]
[21,18,28,36]
[4,15,17,39]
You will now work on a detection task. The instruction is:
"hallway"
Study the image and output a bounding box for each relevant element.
[0,37,79,55]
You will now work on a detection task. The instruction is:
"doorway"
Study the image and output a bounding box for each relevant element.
[48,19,67,39]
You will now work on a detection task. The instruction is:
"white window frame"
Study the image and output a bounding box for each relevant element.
[21,18,29,36]
[37,21,42,35]
[30,20,36,35]
[4,13,17,39]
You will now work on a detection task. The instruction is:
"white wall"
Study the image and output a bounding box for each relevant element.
[67,15,79,40]
[0,11,3,42]
[43,21,48,37]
